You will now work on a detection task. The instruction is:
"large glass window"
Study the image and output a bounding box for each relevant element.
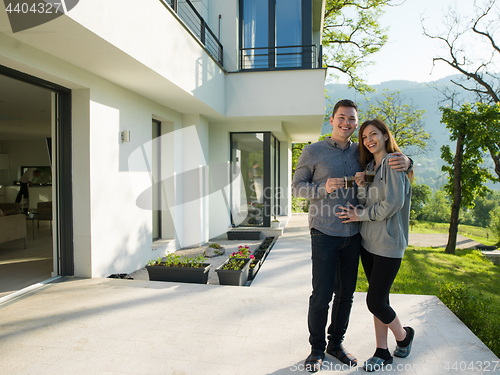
[241,0,269,69]
[231,133,264,226]
[230,132,280,227]
[240,0,312,69]
[276,0,301,68]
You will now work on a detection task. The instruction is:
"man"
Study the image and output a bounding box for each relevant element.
[15,168,41,208]
[291,100,411,372]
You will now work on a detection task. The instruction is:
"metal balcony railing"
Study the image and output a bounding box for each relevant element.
[240,45,322,71]
[161,0,223,68]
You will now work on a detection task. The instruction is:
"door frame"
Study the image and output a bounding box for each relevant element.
[0,64,74,276]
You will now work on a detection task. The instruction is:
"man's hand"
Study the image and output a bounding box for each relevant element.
[388,152,411,172]
[325,177,345,193]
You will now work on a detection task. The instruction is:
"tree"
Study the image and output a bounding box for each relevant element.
[422,0,500,179]
[323,0,400,93]
[440,103,497,254]
[420,189,451,223]
[410,182,432,220]
[360,90,430,156]
[473,192,499,227]
[292,142,308,177]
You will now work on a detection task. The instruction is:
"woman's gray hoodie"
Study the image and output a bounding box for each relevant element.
[357,153,411,258]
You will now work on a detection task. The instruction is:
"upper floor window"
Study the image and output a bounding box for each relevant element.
[240,0,315,70]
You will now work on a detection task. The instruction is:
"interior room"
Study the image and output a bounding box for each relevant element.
[0,73,54,299]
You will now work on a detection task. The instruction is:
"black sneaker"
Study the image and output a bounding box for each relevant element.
[304,350,325,372]
[326,344,357,367]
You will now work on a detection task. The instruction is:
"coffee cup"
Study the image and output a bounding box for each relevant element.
[365,171,376,183]
[344,176,355,188]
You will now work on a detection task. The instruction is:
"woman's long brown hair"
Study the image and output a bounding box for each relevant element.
[359,118,414,182]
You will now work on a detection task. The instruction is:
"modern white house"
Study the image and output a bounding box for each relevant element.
[0,0,326,283]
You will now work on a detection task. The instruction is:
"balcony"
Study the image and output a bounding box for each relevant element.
[161,0,223,68]
[240,45,323,71]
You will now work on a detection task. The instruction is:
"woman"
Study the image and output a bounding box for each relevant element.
[336,118,414,372]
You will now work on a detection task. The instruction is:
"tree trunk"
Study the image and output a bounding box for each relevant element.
[446,132,465,254]
[488,144,500,180]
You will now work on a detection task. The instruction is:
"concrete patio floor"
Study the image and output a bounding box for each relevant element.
[0,214,498,374]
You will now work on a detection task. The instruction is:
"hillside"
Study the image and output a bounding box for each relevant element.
[323,76,499,191]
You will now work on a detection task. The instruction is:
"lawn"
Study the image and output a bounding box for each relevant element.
[410,221,497,246]
[355,245,500,357]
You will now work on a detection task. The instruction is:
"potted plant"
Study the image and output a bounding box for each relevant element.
[146,253,211,284]
[271,219,280,228]
[253,237,276,263]
[231,245,261,280]
[215,256,252,286]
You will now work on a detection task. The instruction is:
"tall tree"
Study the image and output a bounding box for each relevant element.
[360,90,430,155]
[423,0,500,179]
[440,103,498,254]
[323,0,399,93]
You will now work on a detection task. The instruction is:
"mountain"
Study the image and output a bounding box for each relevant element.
[323,75,499,191]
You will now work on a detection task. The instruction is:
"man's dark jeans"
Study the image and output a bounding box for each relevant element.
[308,229,361,352]
[15,182,29,203]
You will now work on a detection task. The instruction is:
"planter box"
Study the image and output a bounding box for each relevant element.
[253,236,277,262]
[146,263,211,284]
[215,258,251,286]
[227,231,261,240]
[248,259,261,280]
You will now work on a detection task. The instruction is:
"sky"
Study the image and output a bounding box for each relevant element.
[337,0,488,85]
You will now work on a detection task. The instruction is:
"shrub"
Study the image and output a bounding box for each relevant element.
[147,254,207,268]
[292,196,309,213]
[439,282,500,357]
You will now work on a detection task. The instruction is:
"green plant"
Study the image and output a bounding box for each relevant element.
[230,245,254,261]
[146,257,163,266]
[147,254,207,268]
[292,196,309,213]
[209,243,221,249]
[439,282,500,356]
[221,258,248,271]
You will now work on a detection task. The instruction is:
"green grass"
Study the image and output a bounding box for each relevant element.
[355,246,500,357]
[410,221,497,246]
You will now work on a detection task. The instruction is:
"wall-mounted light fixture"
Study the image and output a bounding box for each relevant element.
[121,131,130,143]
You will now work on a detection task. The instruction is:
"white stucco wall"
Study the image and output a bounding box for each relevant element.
[208,0,239,72]
[226,69,326,117]
[64,0,226,115]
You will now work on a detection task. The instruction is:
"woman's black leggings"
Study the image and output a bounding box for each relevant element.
[361,247,402,325]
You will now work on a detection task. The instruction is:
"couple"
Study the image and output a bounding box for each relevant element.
[292,99,414,372]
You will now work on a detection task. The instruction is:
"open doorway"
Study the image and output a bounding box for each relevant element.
[0,67,73,298]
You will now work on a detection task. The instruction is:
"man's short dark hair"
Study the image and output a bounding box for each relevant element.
[332,99,358,117]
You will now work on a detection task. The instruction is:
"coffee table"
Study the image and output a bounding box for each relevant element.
[26,214,38,240]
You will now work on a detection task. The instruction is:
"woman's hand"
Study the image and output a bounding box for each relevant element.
[355,172,366,187]
[336,202,360,223]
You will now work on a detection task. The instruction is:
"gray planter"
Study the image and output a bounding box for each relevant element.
[215,258,251,286]
[227,231,261,240]
[146,263,211,284]
[248,259,261,280]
